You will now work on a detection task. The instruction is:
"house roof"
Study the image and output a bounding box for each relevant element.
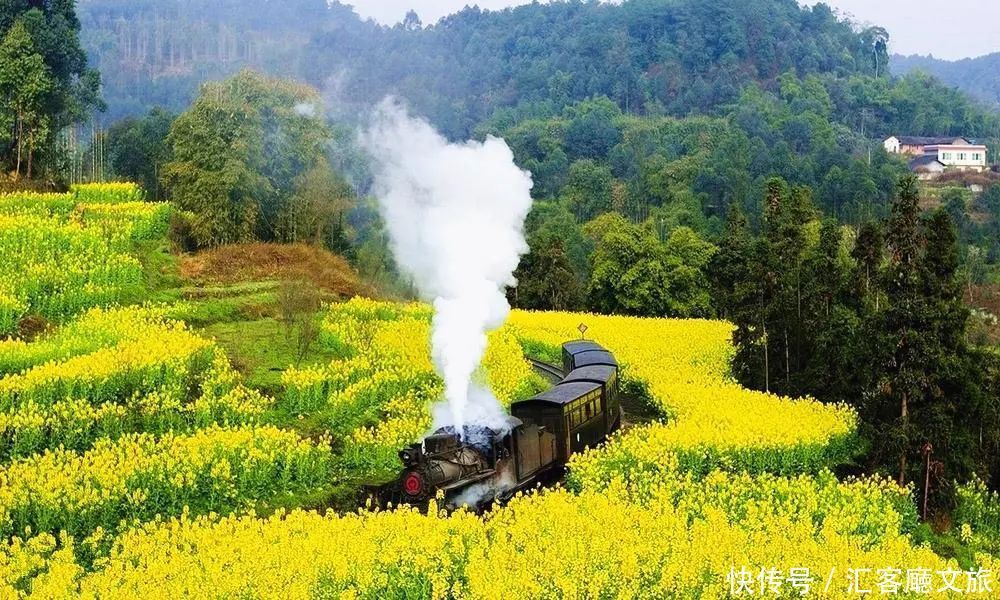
[909,155,945,170]
[923,143,988,150]
[895,136,969,146]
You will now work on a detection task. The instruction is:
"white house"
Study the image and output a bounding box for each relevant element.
[924,143,988,170]
[883,135,989,174]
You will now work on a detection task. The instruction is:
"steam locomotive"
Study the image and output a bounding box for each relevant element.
[382,341,620,510]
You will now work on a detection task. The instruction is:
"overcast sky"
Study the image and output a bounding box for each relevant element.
[347,1,1000,61]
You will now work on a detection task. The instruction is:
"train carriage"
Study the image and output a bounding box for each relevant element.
[561,364,621,434]
[561,340,605,374]
[510,380,606,462]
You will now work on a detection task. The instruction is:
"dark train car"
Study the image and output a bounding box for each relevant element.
[511,380,606,462]
[562,364,621,434]
[561,340,605,374]
[572,349,618,369]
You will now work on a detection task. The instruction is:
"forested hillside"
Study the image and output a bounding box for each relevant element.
[81,0,999,139]
[304,0,879,137]
[893,52,1000,110]
[85,0,1000,312]
[78,0,343,122]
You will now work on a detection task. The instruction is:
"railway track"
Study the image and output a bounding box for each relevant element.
[527,358,564,384]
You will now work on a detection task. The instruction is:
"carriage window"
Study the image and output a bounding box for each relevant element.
[585,402,593,419]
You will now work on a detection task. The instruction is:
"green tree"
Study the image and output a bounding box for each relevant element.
[586,213,671,316]
[281,157,355,248]
[860,27,890,78]
[759,179,816,392]
[106,108,175,199]
[709,206,755,321]
[799,221,857,402]
[509,237,582,311]
[521,200,592,293]
[0,1,102,177]
[586,213,714,317]
[564,97,621,160]
[0,22,52,178]
[871,175,927,485]
[163,70,330,246]
[860,178,985,492]
[662,226,717,316]
[562,159,614,222]
[851,221,884,310]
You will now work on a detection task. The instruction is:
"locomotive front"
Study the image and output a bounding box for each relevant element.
[387,420,521,509]
[396,431,492,502]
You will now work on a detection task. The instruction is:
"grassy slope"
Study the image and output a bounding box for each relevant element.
[146,243,366,384]
[139,242,379,510]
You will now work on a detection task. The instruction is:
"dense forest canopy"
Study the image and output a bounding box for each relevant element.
[78,0,1000,140]
[893,52,1000,110]
[77,0,341,122]
[304,0,877,136]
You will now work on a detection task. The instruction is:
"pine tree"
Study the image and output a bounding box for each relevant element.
[852,221,884,311]
[874,175,927,485]
[913,208,978,495]
[799,221,859,401]
[761,179,815,393]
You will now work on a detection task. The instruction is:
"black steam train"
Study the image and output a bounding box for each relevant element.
[383,341,620,510]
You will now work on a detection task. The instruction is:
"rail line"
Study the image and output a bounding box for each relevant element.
[527,358,564,384]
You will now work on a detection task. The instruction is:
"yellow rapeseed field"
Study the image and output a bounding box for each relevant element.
[0,218,993,600]
[507,310,858,480]
[0,186,169,332]
[15,478,992,598]
[0,307,269,460]
[4,299,976,599]
[0,424,332,540]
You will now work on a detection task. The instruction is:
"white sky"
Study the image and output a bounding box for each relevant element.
[346,0,1000,60]
[801,0,1000,60]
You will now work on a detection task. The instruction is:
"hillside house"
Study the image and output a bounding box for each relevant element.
[883,135,988,176]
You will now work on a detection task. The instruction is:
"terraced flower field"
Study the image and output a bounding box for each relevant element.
[0,185,996,598]
[0,184,170,334]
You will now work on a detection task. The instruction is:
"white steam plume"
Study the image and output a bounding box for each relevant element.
[294,102,317,117]
[362,99,533,434]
